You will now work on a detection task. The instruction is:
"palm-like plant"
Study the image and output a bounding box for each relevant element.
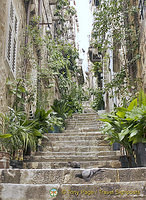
[0,108,42,158]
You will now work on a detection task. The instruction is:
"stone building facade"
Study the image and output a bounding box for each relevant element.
[0,0,81,115]
[89,0,146,112]
[139,0,146,92]
[0,0,26,113]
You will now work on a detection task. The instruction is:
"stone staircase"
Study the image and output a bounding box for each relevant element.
[0,113,146,200]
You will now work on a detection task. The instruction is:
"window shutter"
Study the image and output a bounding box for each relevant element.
[7,26,12,61]
[6,0,18,76]
[12,39,16,72]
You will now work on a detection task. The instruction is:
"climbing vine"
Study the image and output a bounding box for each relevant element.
[54,0,76,37]
[92,0,141,105]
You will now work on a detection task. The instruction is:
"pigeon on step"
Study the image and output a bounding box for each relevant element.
[75,168,104,181]
[68,161,80,168]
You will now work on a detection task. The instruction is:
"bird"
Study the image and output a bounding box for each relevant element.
[75,168,104,181]
[68,161,80,168]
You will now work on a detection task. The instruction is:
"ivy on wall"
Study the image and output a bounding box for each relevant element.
[92,0,142,105]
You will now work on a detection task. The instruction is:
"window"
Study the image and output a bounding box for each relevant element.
[94,0,100,6]
[6,0,18,76]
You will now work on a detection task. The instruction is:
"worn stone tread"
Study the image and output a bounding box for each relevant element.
[35,151,120,156]
[1,168,146,184]
[27,155,119,162]
[43,145,112,151]
[0,182,145,200]
[23,160,121,169]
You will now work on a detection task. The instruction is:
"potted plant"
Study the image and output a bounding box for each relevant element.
[100,111,136,168]
[100,90,146,167]
[126,91,146,167]
[0,108,43,168]
[0,113,12,168]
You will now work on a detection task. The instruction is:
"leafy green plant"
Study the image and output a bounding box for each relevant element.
[90,89,105,111]
[0,108,42,158]
[100,91,146,158]
[116,91,146,144]
[6,78,35,111]
[0,113,12,151]
[54,0,76,37]
[34,108,52,133]
[92,0,141,103]
[34,108,63,133]
[51,99,73,123]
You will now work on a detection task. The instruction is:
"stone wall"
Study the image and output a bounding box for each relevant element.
[0,0,26,113]
[139,7,146,92]
[0,0,58,114]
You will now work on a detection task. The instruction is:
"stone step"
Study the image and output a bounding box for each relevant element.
[67,119,100,123]
[66,119,101,123]
[65,126,102,130]
[67,116,100,119]
[23,160,121,169]
[72,113,98,117]
[67,121,101,124]
[65,128,102,132]
[66,122,102,126]
[1,168,146,184]
[45,140,109,147]
[35,151,120,156]
[45,131,104,136]
[66,121,102,125]
[66,125,102,129]
[44,135,106,141]
[43,145,112,152]
[68,119,100,123]
[69,119,100,122]
[27,155,119,162]
[0,182,145,200]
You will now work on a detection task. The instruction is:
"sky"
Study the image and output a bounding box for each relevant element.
[75,0,93,74]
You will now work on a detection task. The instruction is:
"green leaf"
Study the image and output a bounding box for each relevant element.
[99,118,112,123]
[129,129,138,138]
[116,107,128,112]
[0,134,12,138]
[19,86,26,93]
[33,130,42,137]
[6,80,14,86]
[116,110,125,118]
[139,90,146,106]
[128,98,137,111]
[16,93,22,98]
[119,129,130,141]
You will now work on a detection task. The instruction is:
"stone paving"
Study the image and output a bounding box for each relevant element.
[0,112,146,199]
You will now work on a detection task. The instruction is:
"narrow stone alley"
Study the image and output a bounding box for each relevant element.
[0,0,146,199]
[0,111,145,199]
